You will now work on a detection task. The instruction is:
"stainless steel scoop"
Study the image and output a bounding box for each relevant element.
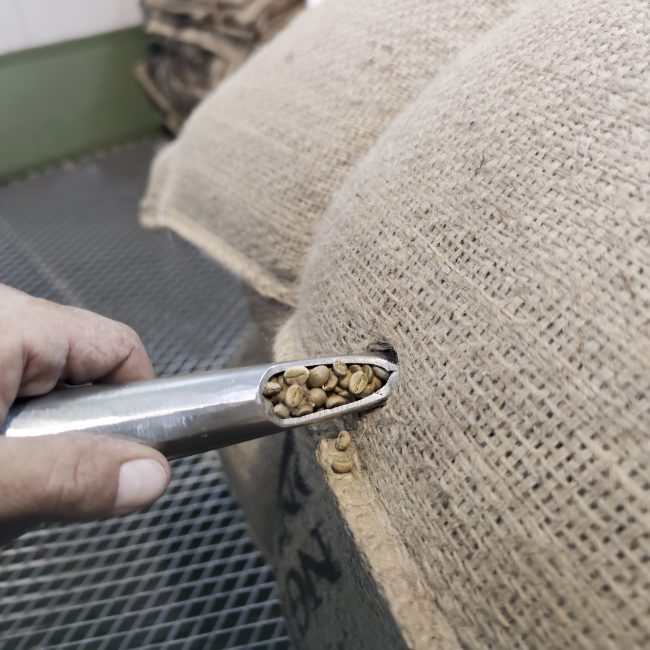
[1,356,398,459]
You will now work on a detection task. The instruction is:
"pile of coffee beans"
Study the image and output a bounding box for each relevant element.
[263,362,390,419]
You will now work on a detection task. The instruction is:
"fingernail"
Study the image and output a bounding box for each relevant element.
[115,459,168,513]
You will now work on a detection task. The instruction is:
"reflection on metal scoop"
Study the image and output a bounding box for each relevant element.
[2,356,398,459]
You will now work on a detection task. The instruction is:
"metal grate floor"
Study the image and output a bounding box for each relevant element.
[0,142,291,649]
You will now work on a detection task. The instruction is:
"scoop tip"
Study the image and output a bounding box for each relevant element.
[261,355,399,428]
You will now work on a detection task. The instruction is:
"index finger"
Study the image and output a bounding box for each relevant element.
[58,305,156,385]
[16,300,155,398]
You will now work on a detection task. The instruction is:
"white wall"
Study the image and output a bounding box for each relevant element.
[0,0,143,56]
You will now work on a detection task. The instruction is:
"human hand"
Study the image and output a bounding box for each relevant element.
[0,284,171,535]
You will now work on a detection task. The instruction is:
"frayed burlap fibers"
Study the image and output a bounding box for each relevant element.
[141,0,524,306]
[275,0,650,647]
[138,0,303,131]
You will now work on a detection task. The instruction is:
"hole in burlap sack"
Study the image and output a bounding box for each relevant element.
[368,338,399,364]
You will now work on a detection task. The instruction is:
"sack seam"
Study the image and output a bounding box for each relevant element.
[140,206,297,306]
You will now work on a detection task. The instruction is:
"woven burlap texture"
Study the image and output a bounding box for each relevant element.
[275,0,650,647]
[141,0,524,306]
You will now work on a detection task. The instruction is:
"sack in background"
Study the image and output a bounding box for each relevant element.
[137,0,303,132]
[272,0,650,647]
[141,0,523,307]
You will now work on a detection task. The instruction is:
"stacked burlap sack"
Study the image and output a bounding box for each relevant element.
[142,0,650,647]
[137,0,303,132]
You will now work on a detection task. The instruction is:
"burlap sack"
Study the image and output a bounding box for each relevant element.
[142,0,217,20]
[145,12,253,63]
[264,0,650,647]
[139,0,303,132]
[141,0,524,306]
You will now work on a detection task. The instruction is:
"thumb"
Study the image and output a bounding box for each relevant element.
[0,433,171,523]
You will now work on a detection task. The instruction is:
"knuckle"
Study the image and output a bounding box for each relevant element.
[116,320,137,339]
[116,323,144,354]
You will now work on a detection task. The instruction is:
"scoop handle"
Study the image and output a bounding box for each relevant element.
[2,366,280,459]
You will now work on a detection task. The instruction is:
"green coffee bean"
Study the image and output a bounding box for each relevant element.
[362,364,374,381]
[307,365,330,388]
[285,384,304,408]
[326,394,348,409]
[334,387,352,399]
[308,388,327,407]
[284,365,310,385]
[335,430,351,451]
[263,381,282,397]
[359,376,383,398]
[322,371,338,392]
[359,383,375,398]
[339,371,351,390]
[372,366,389,381]
[331,458,354,474]
[332,361,348,378]
[349,370,368,395]
[273,403,290,418]
[349,364,362,375]
[293,402,314,417]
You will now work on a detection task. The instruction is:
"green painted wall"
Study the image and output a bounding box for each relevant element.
[0,28,160,183]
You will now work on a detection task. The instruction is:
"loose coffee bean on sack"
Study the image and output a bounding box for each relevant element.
[331,458,354,474]
[335,430,351,451]
[263,363,389,418]
[272,1,650,648]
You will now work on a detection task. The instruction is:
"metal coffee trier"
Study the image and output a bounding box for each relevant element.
[1,356,398,459]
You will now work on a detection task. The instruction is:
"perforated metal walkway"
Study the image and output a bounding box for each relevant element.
[0,142,291,649]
